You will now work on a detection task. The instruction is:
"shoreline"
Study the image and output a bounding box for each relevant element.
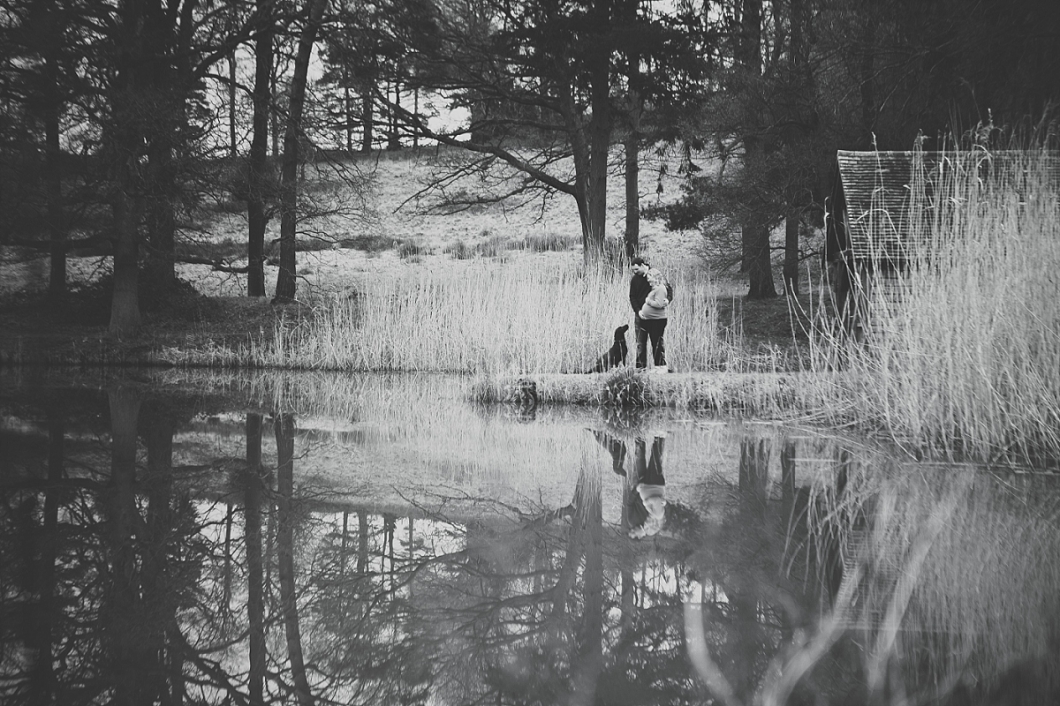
[474,369,832,416]
[0,329,824,417]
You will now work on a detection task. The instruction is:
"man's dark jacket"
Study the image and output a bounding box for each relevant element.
[629,273,651,315]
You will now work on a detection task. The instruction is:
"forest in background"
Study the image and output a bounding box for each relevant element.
[1,0,1058,335]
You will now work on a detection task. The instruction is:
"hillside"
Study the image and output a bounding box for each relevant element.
[0,145,816,366]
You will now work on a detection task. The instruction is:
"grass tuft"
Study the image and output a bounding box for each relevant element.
[444,240,473,260]
[396,239,428,260]
[600,368,646,407]
[516,232,580,252]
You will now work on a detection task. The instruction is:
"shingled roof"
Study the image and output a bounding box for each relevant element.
[834,149,1060,261]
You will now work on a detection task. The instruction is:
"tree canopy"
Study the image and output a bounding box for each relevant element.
[1,0,1057,319]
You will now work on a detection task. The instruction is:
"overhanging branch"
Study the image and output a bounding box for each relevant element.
[387,102,577,197]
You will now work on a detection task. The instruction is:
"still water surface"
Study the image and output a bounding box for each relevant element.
[2,369,1058,705]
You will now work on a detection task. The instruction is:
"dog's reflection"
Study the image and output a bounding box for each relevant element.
[590,428,667,538]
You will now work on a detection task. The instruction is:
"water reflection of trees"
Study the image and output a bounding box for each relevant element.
[2,385,1059,705]
[1,388,211,704]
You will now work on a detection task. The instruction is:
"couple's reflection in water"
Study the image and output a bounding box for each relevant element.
[590,420,667,540]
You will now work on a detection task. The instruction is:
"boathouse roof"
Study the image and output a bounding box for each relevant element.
[829,149,1060,262]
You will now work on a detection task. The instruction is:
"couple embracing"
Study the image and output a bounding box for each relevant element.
[629,256,671,372]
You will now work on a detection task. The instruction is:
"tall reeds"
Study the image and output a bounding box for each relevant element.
[182,259,729,375]
[813,144,1060,462]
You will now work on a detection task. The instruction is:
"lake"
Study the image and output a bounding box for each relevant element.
[2,368,1058,705]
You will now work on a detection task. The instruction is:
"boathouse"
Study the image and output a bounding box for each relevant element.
[824,149,1060,338]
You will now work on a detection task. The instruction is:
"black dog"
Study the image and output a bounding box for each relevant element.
[586,324,629,373]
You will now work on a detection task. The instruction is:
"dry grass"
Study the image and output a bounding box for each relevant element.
[162,259,746,374]
[807,146,1060,462]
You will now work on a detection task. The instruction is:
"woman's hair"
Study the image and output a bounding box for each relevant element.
[647,268,665,287]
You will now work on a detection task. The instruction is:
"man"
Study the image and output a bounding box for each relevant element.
[629,256,652,368]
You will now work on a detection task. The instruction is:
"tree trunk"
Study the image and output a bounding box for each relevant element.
[358,512,369,574]
[145,133,177,294]
[274,0,328,302]
[783,0,811,300]
[747,223,777,299]
[739,438,769,514]
[619,486,635,634]
[271,57,281,158]
[229,53,238,157]
[343,79,353,152]
[739,0,763,277]
[550,471,590,622]
[738,0,763,74]
[108,0,149,337]
[585,48,611,264]
[109,188,144,335]
[623,67,641,262]
[223,503,234,609]
[275,412,313,706]
[360,81,373,153]
[248,0,274,297]
[790,0,809,77]
[623,132,638,262]
[783,213,799,296]
[412,86,419,149]
[144,0,194,299]
[386,81,401,151]
[741,224,754,272]
[44,38,65,304]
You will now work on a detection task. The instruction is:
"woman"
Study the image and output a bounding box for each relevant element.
[637,268,669,371]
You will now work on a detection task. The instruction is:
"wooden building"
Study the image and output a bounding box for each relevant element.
[824,149,1060,339]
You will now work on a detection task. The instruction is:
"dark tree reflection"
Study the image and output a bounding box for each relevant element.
[2,385,1058,706]
[244,412,267,706]
[1,389,245,704]
[23,402,63,704]
[275,411,313,706]
[101,386,159,705]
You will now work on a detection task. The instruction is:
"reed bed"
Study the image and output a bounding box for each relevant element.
[174,259,734,375]
[811,146,1060,462]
